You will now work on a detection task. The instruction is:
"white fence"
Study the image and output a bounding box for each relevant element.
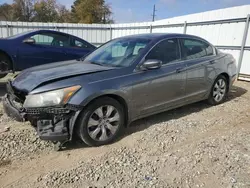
[1,5,250,80]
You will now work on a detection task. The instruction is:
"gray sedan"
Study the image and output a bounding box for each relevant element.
[3,33,237,148]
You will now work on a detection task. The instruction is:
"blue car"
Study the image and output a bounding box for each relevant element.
[0,30,96,78]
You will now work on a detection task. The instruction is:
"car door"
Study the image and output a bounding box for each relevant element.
[132,38,187,116]
[180,38,216,102]
[17,32,70,70]
[63,37,96,60]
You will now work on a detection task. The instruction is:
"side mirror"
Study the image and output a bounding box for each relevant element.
[23,38,35,44]
[141,59,162,70]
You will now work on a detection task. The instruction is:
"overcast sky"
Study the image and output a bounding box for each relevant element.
[1,0,250,23]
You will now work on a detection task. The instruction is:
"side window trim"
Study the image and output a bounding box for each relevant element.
[179,37,216,61]
[136,37,183,70]
[144,38,182,65]
[52,33,70,49]
[31,32,70,48]
[70,37,95,50]
[30,32,52,47]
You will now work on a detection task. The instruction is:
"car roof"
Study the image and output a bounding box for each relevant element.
[117,33,204,40]
[34,29,70,35]
[20,29,89,41]
[7,29,72,39]
[115,33,212,45]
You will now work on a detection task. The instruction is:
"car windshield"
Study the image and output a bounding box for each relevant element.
[84,38,152,67]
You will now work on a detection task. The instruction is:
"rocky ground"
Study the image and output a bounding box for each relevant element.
[0,81,250,188]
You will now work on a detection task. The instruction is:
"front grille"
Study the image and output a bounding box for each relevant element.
[66,104,82,111]
[26,108,70,115]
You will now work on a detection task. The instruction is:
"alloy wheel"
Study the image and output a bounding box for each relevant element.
[87,105,120,141]
[213,78,226,102]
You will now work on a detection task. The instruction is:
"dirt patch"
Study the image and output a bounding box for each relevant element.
[0,159,11,167]
[0,81,250,188]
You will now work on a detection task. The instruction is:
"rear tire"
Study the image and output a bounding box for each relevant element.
[0,53,11,79]
[207,75,228,105]
[76,97,125,147]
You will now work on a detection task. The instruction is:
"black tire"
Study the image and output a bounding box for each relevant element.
[76,97,125,147]
[0,53,11,79]
[207,75,228,105]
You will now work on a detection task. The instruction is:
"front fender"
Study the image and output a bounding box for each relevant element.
[0,42,17,71]
[68,90,131,141]
[68,81,132,108]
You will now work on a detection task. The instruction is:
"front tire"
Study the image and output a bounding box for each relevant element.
[76,97,125,147]
[208,75,228,105]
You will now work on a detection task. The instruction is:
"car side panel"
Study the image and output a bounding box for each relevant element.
[13,31,95,71]
[184,56,216,102]
[16,43,67,70]
[130,63,186,117]
[204,52,237,97]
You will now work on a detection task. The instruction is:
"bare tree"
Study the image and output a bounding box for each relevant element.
[0,3,15,21]
[11,0,35,21]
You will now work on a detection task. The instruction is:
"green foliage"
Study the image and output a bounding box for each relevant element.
[12,0,35,21]
[34,0,58,22]
[0,3,15,21]
[71,0,113,23]
[0,0,113,23]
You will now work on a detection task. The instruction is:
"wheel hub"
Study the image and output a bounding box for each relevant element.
[87,105,120,141]
[213,79,226,102]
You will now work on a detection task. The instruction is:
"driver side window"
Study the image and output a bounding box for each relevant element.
[31,33,53,46]
[146,38,180,65]
[30,33,70,47]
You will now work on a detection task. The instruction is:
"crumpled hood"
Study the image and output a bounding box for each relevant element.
[12,60,114,92]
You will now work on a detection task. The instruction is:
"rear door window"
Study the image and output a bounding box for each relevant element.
[181,38,214,60]
[71,38,95,50]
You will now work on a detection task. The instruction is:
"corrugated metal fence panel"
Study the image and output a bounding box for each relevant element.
[0,21,7,38]
[240,51,250,75]
[186,22,245,46]
[111,22,151,39]
[154,5,250,24]
[152,26,183,34]
[241,24,250,76]
[245,24,250,46]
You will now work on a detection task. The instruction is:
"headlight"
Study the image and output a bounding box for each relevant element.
[23,85,81,108]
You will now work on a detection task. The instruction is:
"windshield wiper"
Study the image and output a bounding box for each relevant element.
[77,53,91,61]
[90,61,122,68]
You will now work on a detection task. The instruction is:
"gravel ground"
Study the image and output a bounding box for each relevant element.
[0,81,250,188]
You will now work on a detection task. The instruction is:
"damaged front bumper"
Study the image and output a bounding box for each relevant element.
[3,94,26,122]
[3,90,82,142]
